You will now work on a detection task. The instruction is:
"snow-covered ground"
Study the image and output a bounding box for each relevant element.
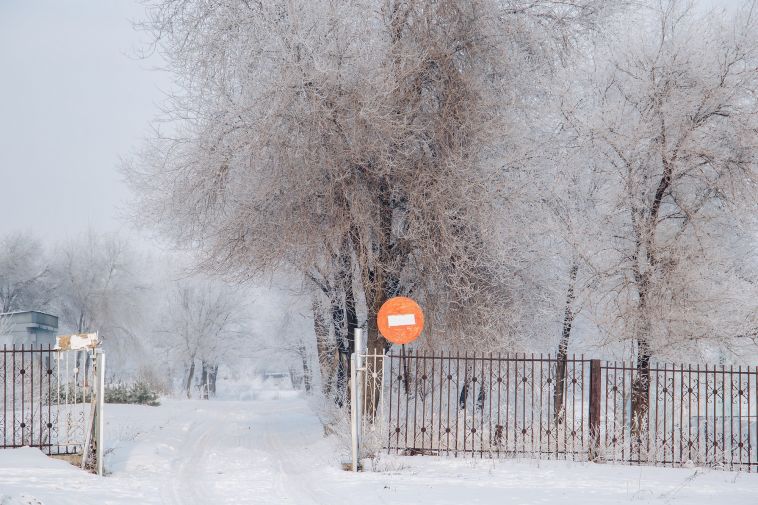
[2,394,758,504]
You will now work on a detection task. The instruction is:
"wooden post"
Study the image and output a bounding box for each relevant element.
[589,359,601,462]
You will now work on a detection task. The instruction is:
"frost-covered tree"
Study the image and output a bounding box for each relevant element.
[50,231,148,363]
[0,232,51,313]
[160,277,248,398]
[567,0,758,429]
[127,0,620,409]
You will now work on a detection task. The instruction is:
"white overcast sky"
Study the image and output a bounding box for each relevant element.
[0,0,168,245]
[0,0,745,246]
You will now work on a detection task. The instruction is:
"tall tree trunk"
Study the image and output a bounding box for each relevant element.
[343,253,358,354]
[185,360,195,399]
[554,262,578,424]
[209,364,218,397]
[200,361,217,399]
[630,126,670,437]
[331,238,358,406]
[200,362,209,399]
[312,297,336,396]
[299,343,312,393]
[330,289,349,406]
[631,289,652,437]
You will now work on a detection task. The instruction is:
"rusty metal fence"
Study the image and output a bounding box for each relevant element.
[362,351,758,471]
[1,345,94,455]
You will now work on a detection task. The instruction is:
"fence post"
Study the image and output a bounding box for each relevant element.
[95,350,105,476]
[589,359,601,462]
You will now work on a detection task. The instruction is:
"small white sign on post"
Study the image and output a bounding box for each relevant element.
[55,332,99,351]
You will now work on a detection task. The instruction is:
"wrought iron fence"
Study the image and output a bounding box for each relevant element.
[365,351,758,471]
[1,345,93,455]
[598,361,757,470]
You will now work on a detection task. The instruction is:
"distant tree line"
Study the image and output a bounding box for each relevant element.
[0,230,268,399]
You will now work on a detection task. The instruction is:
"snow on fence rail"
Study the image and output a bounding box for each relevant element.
[361,351,758,472]
[1,345,93,456]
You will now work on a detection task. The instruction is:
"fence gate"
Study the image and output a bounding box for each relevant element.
[360,351,758,472]
[1,345,99,459]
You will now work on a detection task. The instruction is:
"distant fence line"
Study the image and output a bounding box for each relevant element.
[360,351,758,472]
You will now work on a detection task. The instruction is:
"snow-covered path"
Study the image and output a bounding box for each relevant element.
[153,399,342,505]
[109,398,344,505]
[3,395,758,504]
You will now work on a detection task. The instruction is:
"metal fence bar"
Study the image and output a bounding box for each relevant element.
[368,351,758,472]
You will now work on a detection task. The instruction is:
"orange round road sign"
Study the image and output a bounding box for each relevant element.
[377,296,424,345]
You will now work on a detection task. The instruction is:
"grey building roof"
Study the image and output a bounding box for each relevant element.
[0,310,59,346]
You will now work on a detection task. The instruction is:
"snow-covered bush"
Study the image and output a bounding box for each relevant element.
[105,382,160,407]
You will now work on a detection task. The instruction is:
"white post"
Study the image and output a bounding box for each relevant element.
[350,328,363,472]
[350,351,359,472]
[355,328,363,449]
[355,328,363,370]
[95,351,105,476]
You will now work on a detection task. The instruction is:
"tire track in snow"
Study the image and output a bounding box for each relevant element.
[161,416,216,505]
[258,402,346,505]
[157,401,321,505]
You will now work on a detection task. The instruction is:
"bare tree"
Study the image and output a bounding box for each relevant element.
[50,231,149,374]
[0,232,51,313]
[127,0,621,412]
[569,0,758,431]
[161,277,247,398]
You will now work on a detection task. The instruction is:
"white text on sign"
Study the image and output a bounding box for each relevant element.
[387,314,416,327]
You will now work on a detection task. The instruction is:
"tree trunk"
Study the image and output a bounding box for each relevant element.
[200,363,209,399]
[362,278,391,419]
[554,262,578,425]
[200,361,217,399]
[330,290,349,406]
[330,239,359,407]
[299,343,312,393]
[209,364,218,396]
[340,238,359,354]
[630,137,669,436]
[185,360,195,399]
[289,367,302,389]
[631,334,652,438]
[312,297,335,396]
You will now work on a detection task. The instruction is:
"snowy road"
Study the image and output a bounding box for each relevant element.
[108,397,345,505]
[3,395,758,504]
[154,399,340,505]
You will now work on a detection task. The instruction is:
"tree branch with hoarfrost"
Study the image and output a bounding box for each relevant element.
[565,0,758,432]
[0,232,51,313]
[126,0,622,407]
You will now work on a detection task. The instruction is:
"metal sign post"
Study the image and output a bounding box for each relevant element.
[351,297,424,472]
[350,328,363,472]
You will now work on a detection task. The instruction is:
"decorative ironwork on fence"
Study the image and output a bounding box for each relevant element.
[364,351,758,471]
[1,344,94,455]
